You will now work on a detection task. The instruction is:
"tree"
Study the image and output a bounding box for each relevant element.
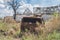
[5,0,21,20]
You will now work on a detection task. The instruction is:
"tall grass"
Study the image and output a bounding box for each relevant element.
[0,12,60,40]
[20,30,60,40]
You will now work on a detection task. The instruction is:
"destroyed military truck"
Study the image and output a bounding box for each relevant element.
[20,14,45,35]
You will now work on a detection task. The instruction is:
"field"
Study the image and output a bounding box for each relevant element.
[0,19,20,40]
[0,14,60,40]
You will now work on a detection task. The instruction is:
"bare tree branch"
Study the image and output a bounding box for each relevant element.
[5,0,21,20]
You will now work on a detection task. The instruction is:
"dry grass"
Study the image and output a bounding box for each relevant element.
[43,15,60,34]
[3,16,16,23]
[0,19,20,39]
[20,15,60,40]
[0,14,60,40]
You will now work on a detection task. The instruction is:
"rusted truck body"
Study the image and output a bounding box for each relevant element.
[20,16,45,35]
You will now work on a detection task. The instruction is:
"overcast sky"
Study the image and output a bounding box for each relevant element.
[24,0,60,6]
[0,0,60,18]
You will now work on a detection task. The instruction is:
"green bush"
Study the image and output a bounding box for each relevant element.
[47,30,60,40]
[53,12,59,18]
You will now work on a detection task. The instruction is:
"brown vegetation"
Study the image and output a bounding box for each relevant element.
[3,16,16,23]
[43,16,60,35]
